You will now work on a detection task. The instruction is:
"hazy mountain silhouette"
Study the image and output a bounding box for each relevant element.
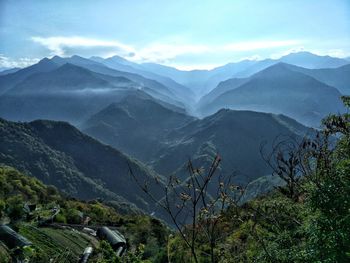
[50,55,186,109]
[283,63,350,95]
[199,63,344,127]
[91,55,196,109]
[139,52,349,97]
[0,67,21,76]
[0,61,186,123]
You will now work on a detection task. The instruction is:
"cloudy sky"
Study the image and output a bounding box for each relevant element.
[0,0,349,69]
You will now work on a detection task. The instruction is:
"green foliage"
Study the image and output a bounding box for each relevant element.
[168,97,350,262]
[304,99,350,262]
[0,166,169,262]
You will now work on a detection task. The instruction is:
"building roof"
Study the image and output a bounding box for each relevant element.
[97,226,126,246]
[0,225,32,249]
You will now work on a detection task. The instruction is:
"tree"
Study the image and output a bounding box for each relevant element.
[129,154,245,263]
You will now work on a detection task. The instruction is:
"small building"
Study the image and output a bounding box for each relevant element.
[97,227,126,256]
[0,225,32,249]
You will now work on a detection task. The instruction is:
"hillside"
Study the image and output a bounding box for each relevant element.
[152,109,310,185]
[0,166,169,262]
[199,63,344,127]
[0,118,164,212]
[81,96,311,187]
[82,93,195,162]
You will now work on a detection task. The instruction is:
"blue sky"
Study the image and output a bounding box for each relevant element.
[0,0,349,69]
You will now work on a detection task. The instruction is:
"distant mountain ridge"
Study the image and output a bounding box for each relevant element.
[198,63,345,127]
[0,60,186,123]
[0,51,347,128]
[139,51,349,97]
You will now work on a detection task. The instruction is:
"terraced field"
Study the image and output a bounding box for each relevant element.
[18,225,97,262]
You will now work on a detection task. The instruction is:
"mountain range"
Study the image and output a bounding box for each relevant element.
[0,51,348,127]
[0,51,348,215]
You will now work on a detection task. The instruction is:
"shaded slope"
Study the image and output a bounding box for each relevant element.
[82,94,195,162]
[151,109,310,185]
[0,118,163,211]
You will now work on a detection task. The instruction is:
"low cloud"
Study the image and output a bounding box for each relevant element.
[0,54,39,68]
[224,40,302,52]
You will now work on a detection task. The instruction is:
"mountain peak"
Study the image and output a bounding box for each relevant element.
[253,62,294,78]
[37,57,56,66]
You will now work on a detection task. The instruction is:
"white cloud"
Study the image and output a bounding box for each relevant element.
[130,43,210,63]
[31,35,305,64]
[31,36,135,57]
[167,63,221,71]
[224,40,302,52]
[0,54,39,68]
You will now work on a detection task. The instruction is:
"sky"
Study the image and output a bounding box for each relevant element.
[0,0,349,70]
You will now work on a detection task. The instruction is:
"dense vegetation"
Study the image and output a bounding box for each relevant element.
[163,97,350,262]
[0,166,169,262]
[0,118,164,213]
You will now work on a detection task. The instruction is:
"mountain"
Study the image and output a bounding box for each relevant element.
[91,55,196,108]
[151,109,311,185]
[50,55,186,109]
[198,63,344,127]
[0,62,186,123]
[0,58,58,94]
[0,67,21,76]
[233,52,349,78]
[198,77,249,108]
[81,93,195,162]
[141,52,349,97]
[7,63,126,94]
[0,56,187,116]
[0,63,145,123]
[0,118,164,211]
[278,51,349,68]
[81,93,311,187]
[283,63,350,95]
